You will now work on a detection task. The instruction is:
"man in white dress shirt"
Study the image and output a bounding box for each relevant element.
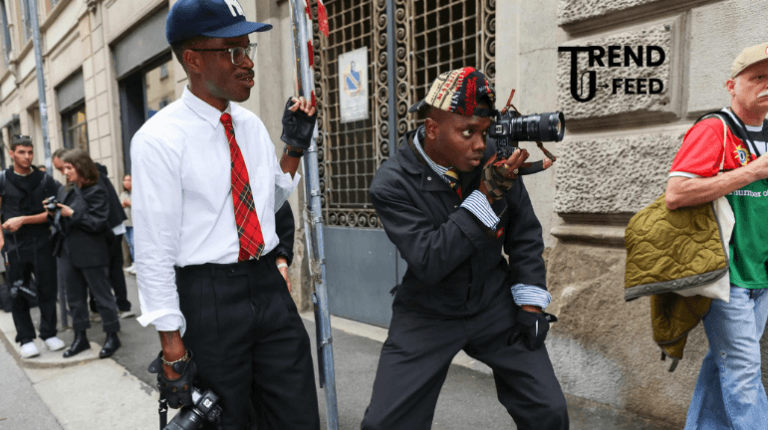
[131,1,319,428]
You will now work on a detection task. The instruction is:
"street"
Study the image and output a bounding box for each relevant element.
[0,274,673,430]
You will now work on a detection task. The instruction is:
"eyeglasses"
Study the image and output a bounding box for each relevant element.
[189,43,257,65]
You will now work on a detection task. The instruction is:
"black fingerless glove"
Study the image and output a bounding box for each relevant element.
[516,310,558,351]
[280,98,317,150]
[148,350,197,408]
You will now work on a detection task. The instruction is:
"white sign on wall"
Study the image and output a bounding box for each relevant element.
[338,47,369,123]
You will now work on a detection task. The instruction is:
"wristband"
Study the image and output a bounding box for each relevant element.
[283,146,304,158]
[161,349,189,366]
[276,262,288,270]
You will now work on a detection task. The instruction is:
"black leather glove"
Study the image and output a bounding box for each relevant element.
[280,97,317,150]
[148,350,197,408]
[515,310,558,351]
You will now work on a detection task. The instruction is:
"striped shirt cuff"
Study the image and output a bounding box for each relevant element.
[461,190,500,230]
[510,284,552,310]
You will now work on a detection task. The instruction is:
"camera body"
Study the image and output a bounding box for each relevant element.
[163,387,222,430]
[488,110,566,174]
[45,196,59,212]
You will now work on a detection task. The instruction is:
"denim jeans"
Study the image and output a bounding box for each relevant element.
[125,226,134,261]
[684,286,768,430]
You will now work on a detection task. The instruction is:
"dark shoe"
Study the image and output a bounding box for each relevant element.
[63,331,90,358]
[99,332,121,359]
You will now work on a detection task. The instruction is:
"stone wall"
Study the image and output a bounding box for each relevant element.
[555,133,682,214]
[542,0,768,426]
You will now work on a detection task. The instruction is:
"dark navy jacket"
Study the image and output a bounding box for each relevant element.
[369,130,547,317]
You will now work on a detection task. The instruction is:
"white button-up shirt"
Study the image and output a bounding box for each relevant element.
[132,87,300,334]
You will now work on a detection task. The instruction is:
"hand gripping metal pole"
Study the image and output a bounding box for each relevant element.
[288,1,339,429]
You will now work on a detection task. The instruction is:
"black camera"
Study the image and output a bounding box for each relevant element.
[45,196,59,212]
[163,388,222,430]
[488,110,566,175]
[9,279,37,300]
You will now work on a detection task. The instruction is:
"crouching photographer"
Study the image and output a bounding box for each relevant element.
[47,149,121,359]
[361,67,568,429]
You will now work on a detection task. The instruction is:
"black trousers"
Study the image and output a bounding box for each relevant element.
[108,234,130,311]
[176,257,320,430]
[59,256,120,333]
[8,238,58,344]
[90,234,130,312]
[361,290,569,430]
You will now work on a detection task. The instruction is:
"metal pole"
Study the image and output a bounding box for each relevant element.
[288,1,339,429]
[385,0,397,158]
[26,0,52,172]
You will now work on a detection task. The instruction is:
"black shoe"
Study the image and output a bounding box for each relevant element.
[63,331,90,358]
[99,332,121,359]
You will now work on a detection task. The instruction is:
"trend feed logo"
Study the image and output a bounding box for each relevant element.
[558,45,666,103]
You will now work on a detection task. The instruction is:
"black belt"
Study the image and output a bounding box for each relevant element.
[175,254,274,279]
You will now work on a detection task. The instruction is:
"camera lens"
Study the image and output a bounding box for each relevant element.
[510,111,566,142]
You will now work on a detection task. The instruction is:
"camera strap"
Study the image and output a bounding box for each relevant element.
[158,396,168,430]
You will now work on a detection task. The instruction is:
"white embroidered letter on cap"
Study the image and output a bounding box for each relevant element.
[223,0,245,17]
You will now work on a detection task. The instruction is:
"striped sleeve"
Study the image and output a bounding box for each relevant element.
[510,284,552,309]
[460,190,500,230]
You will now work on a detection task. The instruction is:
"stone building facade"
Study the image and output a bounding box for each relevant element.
[0,0,765,426]
[517,0,768,427]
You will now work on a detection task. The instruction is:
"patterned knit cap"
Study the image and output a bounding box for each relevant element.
[408,67,496,117]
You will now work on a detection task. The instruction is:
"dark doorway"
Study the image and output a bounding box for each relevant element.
[118,73,145,175]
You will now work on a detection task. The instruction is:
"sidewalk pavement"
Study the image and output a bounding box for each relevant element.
[0,340,62,430]
[0,309,177,430]
[0,273,673,430]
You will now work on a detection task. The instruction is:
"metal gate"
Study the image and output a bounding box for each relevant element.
[313,0,496,327]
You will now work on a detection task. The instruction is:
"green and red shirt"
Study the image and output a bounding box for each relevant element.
[669,109,768,289]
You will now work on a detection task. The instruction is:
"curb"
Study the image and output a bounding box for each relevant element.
[0,310,99,369]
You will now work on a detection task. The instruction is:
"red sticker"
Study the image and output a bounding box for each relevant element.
[496,228,504,238]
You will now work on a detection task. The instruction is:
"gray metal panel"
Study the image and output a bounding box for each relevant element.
[325,226,397,328]
[56,70,84,112]
[113,6,169,79]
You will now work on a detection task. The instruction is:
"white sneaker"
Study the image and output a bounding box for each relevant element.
[20,342,40,358]
[119,310,136,319]
[124,264,135,273]
[44,336,66,351]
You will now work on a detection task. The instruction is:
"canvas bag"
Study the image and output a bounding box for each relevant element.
[624,115,733,303]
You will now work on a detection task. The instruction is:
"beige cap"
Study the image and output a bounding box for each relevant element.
[731,42,768,78]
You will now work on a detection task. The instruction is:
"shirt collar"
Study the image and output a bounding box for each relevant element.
[182,86,232,129]
[412,127,450,180]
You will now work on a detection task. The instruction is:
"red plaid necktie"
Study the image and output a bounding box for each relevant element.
[220,113,265,261]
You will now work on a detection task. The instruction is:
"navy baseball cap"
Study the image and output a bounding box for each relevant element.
[166,0,273,45]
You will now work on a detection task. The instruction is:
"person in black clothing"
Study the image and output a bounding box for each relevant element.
[0,135,64,358]
[95,162,133,317]
[49,149,121,359]
[361,68,568,429]
[53,150,132,317]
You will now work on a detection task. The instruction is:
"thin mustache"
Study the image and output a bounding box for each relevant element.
[237,71,255,79]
